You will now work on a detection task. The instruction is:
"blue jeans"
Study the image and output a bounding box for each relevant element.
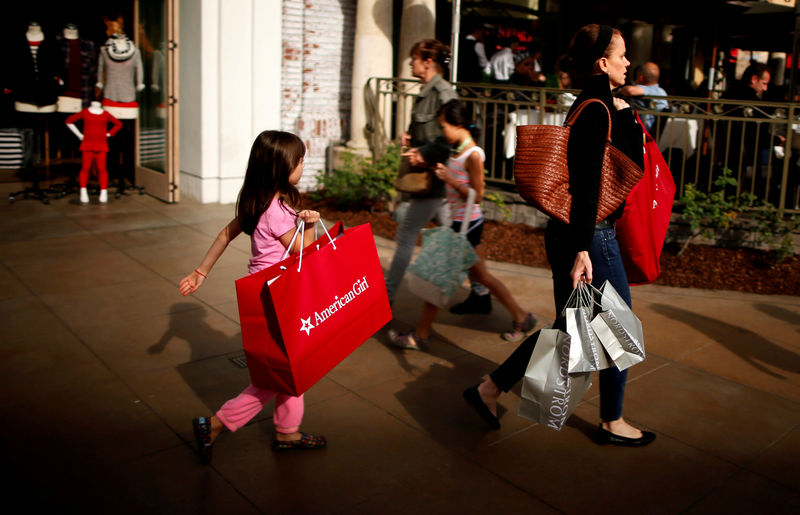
[385,197,450,304]
[491,222,632,422]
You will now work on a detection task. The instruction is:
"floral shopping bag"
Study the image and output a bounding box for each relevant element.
[406,189,479,307]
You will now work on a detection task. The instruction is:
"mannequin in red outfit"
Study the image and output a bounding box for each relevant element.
[66,101,123,203]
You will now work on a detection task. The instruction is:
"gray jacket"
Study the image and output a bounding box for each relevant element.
[408,74,457,199]
[409,73,457,148]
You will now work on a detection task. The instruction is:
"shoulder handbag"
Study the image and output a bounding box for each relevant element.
[395,155,432,194]
[513,99,644,224]
[615,111,676,285]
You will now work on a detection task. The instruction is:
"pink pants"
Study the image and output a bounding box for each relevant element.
[216,384,304,434]
[78,151,108,189]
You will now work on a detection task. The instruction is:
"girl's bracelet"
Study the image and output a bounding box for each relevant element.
[194,269,207,278]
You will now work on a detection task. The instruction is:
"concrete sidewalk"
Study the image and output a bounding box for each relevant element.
[1,185,799,514]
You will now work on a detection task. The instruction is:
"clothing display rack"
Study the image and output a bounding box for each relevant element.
[110,119,145,198]
[7,116,54,204]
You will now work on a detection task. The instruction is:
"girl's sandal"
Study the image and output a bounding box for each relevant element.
[501,313,537,343]
[271,432,327,452]
[192,416,214,464]
[388,329,428,351]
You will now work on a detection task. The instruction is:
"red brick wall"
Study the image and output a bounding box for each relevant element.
[282,0,356,190]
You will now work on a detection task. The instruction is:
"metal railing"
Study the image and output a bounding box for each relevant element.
[365,77,800,214]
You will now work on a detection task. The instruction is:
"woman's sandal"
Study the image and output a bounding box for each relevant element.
[271,432,327,452]
[192,416,214,464]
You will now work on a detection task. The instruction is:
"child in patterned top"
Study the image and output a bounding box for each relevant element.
[389,100,535,350]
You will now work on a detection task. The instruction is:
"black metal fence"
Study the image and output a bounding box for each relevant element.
[366,77,799,214]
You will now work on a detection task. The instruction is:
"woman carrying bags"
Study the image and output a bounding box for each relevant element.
[463,24,655,447]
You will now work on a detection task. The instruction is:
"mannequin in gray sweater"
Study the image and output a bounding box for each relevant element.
[96,32,144,119]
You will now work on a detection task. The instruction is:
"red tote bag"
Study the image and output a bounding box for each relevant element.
[616,114,676,285]
[235,221,392,396]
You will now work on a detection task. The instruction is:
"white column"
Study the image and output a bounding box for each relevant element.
[179,0,206,201]
[253,0,282,135]
[395,0,435,138]
[218,0,254,188]
[348,0,393,150]
[397,0,436,80]
[179,0,282,203]
[218,0,283,202]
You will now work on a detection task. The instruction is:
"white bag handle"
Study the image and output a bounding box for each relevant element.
[280,219,338,272]
[459,187,477,236]
[560,281,602,318]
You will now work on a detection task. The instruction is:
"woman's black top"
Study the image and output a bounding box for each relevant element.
[563,73,644,253]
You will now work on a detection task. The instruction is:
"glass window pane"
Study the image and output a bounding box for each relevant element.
[138,0,167,173]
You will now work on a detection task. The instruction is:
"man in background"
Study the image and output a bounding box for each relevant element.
[458,21,490,83]
[489,39,520,83]
[619,62,669,134]
[726,62,771,101]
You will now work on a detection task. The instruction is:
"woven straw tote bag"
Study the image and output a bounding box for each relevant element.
[513,99,643,224]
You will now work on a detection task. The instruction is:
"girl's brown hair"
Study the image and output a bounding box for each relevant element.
[236,130,305,236]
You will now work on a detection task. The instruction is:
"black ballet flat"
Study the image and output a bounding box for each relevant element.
[463,385,501,430]
[596,426,656,447]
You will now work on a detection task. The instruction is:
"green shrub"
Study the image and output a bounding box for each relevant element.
[678,167,799,262]
[751,204,800,263]
[310,145,400,210]
[483,190,512,222]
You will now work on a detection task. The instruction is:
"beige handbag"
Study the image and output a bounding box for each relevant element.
[513,99,643,224]
[394,156,432,194]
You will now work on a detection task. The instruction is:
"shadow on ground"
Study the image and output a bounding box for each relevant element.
[650,303,800,379]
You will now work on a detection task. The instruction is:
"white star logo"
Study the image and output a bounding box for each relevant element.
[300,317,314,336]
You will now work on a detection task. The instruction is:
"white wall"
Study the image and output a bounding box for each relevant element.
[179,0,355,203]
[179,0,283,203]
[178,0,202,200]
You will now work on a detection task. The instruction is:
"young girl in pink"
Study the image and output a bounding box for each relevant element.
[179,130,326,463]
[389,100,534,349]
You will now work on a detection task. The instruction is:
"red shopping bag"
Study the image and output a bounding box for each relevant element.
[616,114,676,285]
[235,222,392,396]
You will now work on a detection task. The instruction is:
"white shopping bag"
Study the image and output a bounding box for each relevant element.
[588,281,646,371]
[564,283,611,373]
[518,329,592,430]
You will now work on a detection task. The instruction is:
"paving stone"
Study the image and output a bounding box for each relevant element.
[1,192,798,512]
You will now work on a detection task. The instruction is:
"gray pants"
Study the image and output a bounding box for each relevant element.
[385,197,450,304]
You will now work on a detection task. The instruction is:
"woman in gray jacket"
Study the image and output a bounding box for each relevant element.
[384,39,455,313]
